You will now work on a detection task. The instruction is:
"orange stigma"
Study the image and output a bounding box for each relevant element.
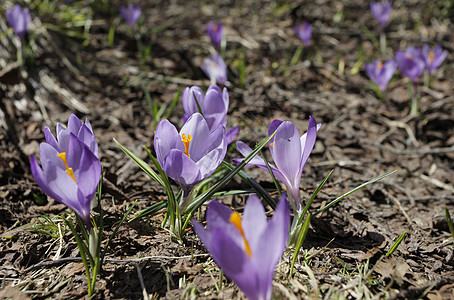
[229,212,252,257]
[429,51,434,63]
[57,152,77,183]
[377,61,383,69]
[213,24,218,31]
[406,54,413,59]
[181,133,192,157]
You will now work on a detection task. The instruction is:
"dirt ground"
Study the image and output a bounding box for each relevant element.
[1,0,454,299]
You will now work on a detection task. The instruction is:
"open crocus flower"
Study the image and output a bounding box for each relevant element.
[294,21,312,47]
[233,117,319,210]
[370,1,392,29]
[192,194,289,300]
[365,58,396,92]
[182,85,238,144]
[421,44,448,74]
[30,119,101,229]
[154,113,227,196]
[201,53,228,85]
[44,114,99,159]
[120,3,141,28]
[6,4,31,40]
[396,47,425,83]
[206,22,223,48]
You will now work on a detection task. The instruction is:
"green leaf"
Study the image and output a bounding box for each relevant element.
[386,231,407,256]
[184,131,277,216]
[299,169,334,225]
[130,200,167,222]
[314,170,396,216]
[113,139,165,187]
[445,207,454,243]
[289,214,311,277]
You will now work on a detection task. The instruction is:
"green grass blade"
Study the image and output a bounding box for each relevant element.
[314,170,396,216]
[113,139,165,187]
[386,231,407,256]
[164,88,182,120]
[221,161,276,209]
[289,214,311,277]
[445,206,454,243]
[129,200,167,222]
[184,131,277,215]
[261,151,282,196]
[299,169,334,224]
[101,200,138,264]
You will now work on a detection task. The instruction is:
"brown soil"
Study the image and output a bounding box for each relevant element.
[1,0,453,299]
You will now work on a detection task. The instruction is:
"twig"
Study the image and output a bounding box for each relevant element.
[419,174,454,192]
[367,142,454,155]
[383,190,414,229]
[23,254,209,272]
[136,265,149,300]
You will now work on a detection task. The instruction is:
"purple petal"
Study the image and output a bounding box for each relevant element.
[242,195,267,252]
[154,119,184,166]
[180,113,210,161]
[210,227,259,300]
[271,121,303,200]
[252,194,289,300]
[44,127,60,151]
[225,126,239,145]
[163,149,201,189]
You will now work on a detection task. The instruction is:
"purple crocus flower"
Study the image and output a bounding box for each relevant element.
[421,44,448,74]
[233,117,319,210]
[206,22,223,48]
[30,116,101,229]
[120,4,141,28]
[370,1,392,29]
[154,113,227,196]
[192,194,289,300]
[182,85,238,144]
[201,53,228,85]
[6,4,31,40]
[294,21,312,47]
[395,46,426,82]
[365,58,396,92]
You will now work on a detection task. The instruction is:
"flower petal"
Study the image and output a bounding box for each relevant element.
[242,195,267,253]
[154,119,185,166]
[210,227,259,300]
[163,149,201,189]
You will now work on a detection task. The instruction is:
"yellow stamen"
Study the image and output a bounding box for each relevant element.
[429,51,434,63]
[181,133,192,158]
[213,24,218,31]
[229,212,252,257]
[270,142,274,147]
[377,61,383,69]
[406,54,413,59]
[57,152,77,183]
[211,61,218,69]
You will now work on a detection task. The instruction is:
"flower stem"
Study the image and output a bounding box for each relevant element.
[379,31,386,58]
[409,81,419,116]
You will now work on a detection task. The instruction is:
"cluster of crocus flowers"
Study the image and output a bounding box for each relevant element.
[421,44,448,74]
[370,1,392,30]
[365,58,396,93]
[182,85,238,144]
[154,113,227,197]
[234,117,319,211]
[294,21,312,47]
[206,22,223,49]
[30,115,101,229]
[192,194,289,300]
[395,46,426,83]
[201,53,228,85]
[6,4,31,40]
[120,3,141,28]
